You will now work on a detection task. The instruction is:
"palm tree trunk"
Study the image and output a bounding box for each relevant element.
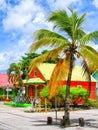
[64,54,73,126]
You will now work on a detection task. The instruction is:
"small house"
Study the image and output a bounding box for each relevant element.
[23,63,96,101]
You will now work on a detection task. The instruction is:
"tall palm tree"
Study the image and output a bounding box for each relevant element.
[29,8,98,126]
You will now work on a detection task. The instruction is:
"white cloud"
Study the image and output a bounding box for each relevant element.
[93,0,98,8]
[0,0,6,10]
[0,0,51,72]
[33,12,45,23]
[0,51,13,71]
[2,0,42,31]
[2,0,52,42]
[47,0,81,10]
[0,37,31,71]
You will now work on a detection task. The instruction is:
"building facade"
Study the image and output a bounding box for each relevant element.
[23,63,96,101]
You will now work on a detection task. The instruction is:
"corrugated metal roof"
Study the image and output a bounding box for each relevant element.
[37,63,55,80]
[71,66,96,82]
[37,63,96,82]
[0,74,13,88]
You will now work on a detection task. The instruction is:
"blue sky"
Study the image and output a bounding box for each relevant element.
[0,0,98,73]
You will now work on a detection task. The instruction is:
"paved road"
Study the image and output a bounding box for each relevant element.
[0,101,98,130]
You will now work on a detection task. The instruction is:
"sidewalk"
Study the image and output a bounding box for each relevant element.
[0,101,98,130]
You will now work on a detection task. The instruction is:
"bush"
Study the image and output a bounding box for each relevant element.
[40,85,88,107]
[58,86,88,104]
[0,95,6,101]
[40,86,48,98]
[84,100,98,109]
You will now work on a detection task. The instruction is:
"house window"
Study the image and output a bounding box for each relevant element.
[34,71,37,77]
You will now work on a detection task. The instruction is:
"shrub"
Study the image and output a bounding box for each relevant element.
[84,100,98,108]
[40,85,88,106]
[40,86,48,98]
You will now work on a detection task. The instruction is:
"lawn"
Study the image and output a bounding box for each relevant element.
[4,101,32,107]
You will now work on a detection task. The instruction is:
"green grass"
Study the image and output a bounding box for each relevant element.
[4,101,32,107]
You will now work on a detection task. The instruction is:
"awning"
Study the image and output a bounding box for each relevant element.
[23,78,46,84]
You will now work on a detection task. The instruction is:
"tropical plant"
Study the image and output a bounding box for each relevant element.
[29,8,98,126]
[19,51,58,79]
[40,85,48,98]
[19,52,40,79]
[7,63,23,86]
[40,85,88,104]
[59,86,88,104]
[7,63,25,103]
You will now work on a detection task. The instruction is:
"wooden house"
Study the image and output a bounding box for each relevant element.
[23,63,96,101]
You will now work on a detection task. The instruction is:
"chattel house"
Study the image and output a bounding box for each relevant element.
[23,63,96,102]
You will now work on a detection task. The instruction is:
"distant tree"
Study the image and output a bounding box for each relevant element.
[19,52,40,79]
[19,51,59,79]
[7,63,23,87]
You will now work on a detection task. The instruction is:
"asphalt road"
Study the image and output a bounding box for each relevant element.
[0,101,98,130]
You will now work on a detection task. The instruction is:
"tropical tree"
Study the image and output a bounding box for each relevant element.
[7,63,23,86]
[7,63,25,103]
[19,52,40,79]
[29,8,98,126]
[19,51,58,79]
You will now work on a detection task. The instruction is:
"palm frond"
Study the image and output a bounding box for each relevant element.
[81,58,91,96]
[75,29,86,40]
[49,58,69,99]
[80,31,98,44]
[80,45,98,73]
[80,45,98,96]
[29,45,66,72]
[30,37,69,52]
[69,10,86,41]
[48,10,72,36]
[33,29,66,41]
[80,45,98,63]
[76,13,86,29]
[73,13,86,40]
[48,9,69,24]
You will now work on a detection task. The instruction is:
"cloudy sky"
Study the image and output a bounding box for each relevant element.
[0,0,98,73]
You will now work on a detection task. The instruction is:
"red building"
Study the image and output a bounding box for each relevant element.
[0,74,13,100]
[23,63,96,101]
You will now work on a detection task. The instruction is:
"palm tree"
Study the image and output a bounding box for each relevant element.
[7,63,23,87]
[7,63,25,103]
[29,8,98,126]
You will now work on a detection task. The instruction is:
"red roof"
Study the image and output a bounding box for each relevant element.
[0,74,13,88]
